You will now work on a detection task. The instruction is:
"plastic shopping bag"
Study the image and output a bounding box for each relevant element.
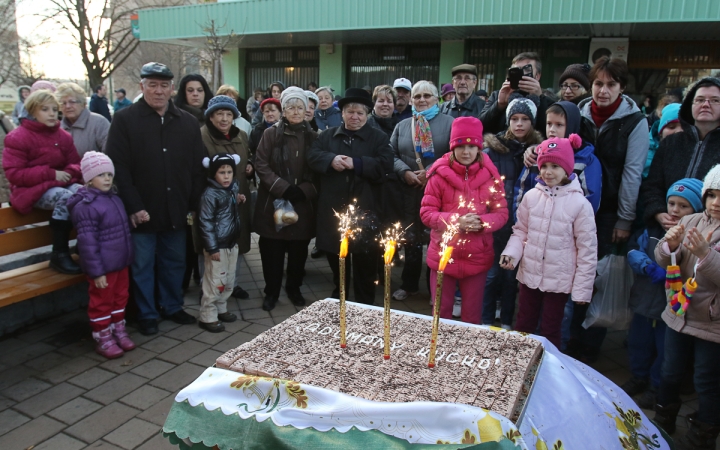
[273,199,298,232]
[582,254,634,330]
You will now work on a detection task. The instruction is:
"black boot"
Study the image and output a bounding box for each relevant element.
[653,402,681,435]
[49,219,82,274]
[675,413,720,450]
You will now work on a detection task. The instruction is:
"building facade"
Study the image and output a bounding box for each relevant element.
[138,0,720,100]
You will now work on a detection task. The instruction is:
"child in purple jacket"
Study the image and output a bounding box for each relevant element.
[68,152,135,359]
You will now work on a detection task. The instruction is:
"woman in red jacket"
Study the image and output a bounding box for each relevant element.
[2,90,83,274]
[420,117,508,324]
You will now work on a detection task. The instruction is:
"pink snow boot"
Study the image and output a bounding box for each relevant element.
[111,320,136,351]
[92,328,124,359]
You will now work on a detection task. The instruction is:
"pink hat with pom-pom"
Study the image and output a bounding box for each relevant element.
[536,133,582,177]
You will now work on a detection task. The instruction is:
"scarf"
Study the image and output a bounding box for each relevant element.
[590,95,622,129]
[412,104,439,159]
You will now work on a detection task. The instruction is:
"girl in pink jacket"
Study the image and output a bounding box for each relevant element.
[501,134,597,347]
[420,117,508,324]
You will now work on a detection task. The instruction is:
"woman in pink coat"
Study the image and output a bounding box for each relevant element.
[501,134,597,347]
[3,90,83,274]
[420,117,508,324]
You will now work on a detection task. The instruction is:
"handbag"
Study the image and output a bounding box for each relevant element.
[582,249,634,330]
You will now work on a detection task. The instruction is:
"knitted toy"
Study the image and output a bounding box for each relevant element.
[665,253,696,317]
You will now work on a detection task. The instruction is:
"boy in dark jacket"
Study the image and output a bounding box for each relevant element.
[622,178,703,408]
[198,153,246,332]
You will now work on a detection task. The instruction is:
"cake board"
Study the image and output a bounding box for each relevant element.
[162,300,672,449]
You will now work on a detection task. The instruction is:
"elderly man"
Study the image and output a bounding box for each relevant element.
[105,62,206,335]
[56,82,109,156]
[113,88,132,113]
[307,87,393,305]
[480,52,555,135]
[89,84,112,122]
[440,64,485,118]
[643,76,720,229]
[393,77,413,121]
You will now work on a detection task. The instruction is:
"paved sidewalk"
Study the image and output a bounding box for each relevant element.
[0,235,705,449]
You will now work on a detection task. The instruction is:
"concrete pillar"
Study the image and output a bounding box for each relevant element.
[222,48,247,97]
[439,40,466,84]
[319,43,346,94]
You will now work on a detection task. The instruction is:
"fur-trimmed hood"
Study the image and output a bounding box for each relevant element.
[483,130,543,154]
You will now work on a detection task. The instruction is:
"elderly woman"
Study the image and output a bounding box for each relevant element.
[558,64,591,104]
[304,90,319,131]
[215,85,252,137]
[2,90,83,274]
[56,82,110,156]
[199,95,254,301]
[390,81,454,301]
[249,98,282,155]
[253,87,317,311]
[307,88,394,305]
[174,74,213,126]
[314,86,341,131]
[568,57,649,363]
[367,85,398,138]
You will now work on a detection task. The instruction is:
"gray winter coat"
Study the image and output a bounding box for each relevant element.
[578,95,648,230]
[61,108,110,156]
[391,114,454,240]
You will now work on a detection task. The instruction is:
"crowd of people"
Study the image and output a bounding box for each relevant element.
[2,52,720,449]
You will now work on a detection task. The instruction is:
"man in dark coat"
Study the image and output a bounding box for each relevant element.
[642,76,720,229]
[479,52,554,135]
[440,64,485,118]
[105,62,207,335]
[89,84,112,122]
[307,88,394,305]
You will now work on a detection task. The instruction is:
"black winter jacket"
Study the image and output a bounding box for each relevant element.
[198,179,241,253]
[440,93,485,119]
[105,98,207,233]
[479,90,555,135]
[306,123,394,253]
[642,77,720,225]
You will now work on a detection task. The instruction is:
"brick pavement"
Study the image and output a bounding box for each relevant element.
[0,235,708,449]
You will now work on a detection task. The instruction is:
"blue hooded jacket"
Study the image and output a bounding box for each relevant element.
[645,103,681,178]
[513,101,602,216]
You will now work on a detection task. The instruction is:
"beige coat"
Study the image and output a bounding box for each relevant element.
[200,124,252,254]
[656,212,720,343]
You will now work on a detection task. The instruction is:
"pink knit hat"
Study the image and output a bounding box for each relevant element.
[536,133,582,177]
[449,116,484,151]
[81,151,114,183]
[31,80,57,93]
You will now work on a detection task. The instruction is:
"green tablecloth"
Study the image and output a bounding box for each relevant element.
[163,400,519,450]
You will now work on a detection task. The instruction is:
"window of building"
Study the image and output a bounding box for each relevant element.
[245,47,319,97]
[347,44,441,90]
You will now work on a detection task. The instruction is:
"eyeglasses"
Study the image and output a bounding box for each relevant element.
[560,83,582,91]
[452,75,477,83]
[412,93,434,100]
[60,100,81,106]
[693,97,720,106]
[284,106,305,112]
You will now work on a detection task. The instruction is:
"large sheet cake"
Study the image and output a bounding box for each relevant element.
[216,299,543,422]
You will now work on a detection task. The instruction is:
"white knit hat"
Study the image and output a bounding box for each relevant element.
[702,164,720,198]
[280,86,308,110]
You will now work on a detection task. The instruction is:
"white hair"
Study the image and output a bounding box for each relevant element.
[411,80,438,98]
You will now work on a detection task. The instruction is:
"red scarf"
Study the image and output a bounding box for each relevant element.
[590,96,623,129]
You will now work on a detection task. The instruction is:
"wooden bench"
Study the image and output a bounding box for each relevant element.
[0,207,85,308]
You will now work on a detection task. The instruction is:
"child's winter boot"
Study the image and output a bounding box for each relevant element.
[93,328,124,359]
[111,320,136,351]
